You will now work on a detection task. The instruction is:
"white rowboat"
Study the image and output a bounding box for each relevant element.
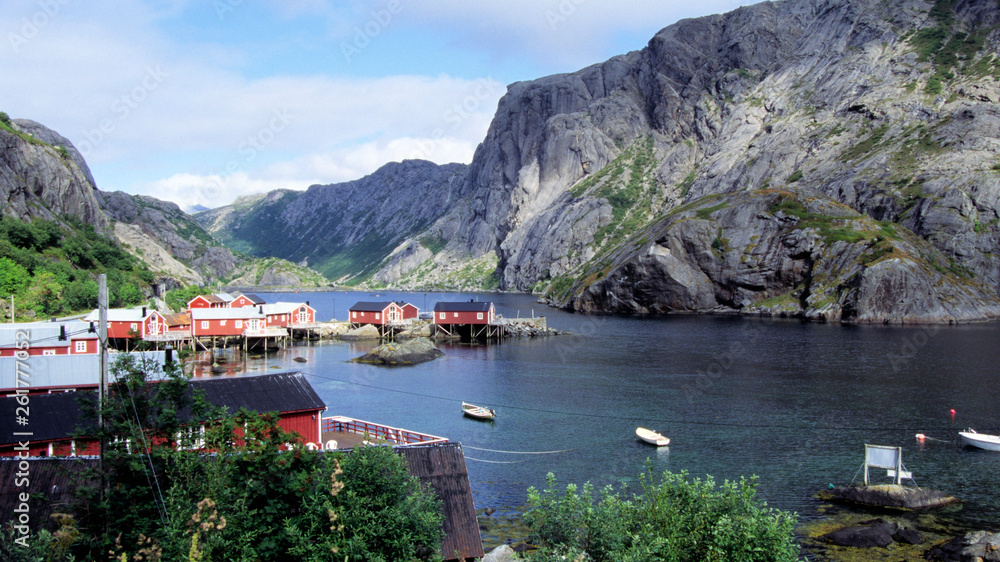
[959,429,1000,452]
[462,402,496,420]
[636,427,670,446]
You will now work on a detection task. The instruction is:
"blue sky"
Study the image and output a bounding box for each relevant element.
[1,0,752,210]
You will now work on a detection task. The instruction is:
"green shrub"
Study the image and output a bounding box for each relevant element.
[526,467,800,562]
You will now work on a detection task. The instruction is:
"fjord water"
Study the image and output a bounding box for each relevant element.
[233,291,1000,526]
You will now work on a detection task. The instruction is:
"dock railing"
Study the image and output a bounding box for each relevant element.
[322,415,448,447]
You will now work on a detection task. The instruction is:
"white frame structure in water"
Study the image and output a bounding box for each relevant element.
[863,444,912,485]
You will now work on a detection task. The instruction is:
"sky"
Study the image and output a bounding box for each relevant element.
[1,0,754,211]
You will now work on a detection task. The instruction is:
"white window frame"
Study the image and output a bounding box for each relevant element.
[75,341,88,353]
[453,312,458,318]
[43,349,56,356]
[235,320,242,329]
[220,319,227,326]
[201,321,209,329]
[176,425,206,450]
[439,312,445,320]
[375,312,381,320]
[477,312,484,320]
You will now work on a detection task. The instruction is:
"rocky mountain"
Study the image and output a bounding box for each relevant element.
[379,0,1000,322]
[195,159,469,284]
[188,0,1000,322]
[1,116,322,293]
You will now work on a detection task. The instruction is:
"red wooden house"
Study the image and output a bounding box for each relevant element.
[433,301,495,325]
[84,307,166,339]
[187,293,234,309]
[0,372,326,457]
[190,307,266,337]
[0,321,99,357]
[349,301,403,326]
[400,302,419,320]
[262,302,316,328]
[230,293,267,308]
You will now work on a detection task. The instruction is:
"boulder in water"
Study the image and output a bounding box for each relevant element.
[353,337,444,365]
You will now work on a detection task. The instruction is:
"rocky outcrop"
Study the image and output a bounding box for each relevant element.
[352,337,444,365]
[1,119,105,227]
[928,531,1000,561]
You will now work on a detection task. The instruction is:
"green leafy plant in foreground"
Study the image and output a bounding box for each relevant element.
[525,465,801,562]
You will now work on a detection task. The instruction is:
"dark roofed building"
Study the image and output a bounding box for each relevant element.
[349,301,403,326]
[433,301,495,325]
[0,372,327,457]
[231,293,267,308]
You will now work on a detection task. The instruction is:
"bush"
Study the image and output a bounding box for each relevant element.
[526,466,801,562]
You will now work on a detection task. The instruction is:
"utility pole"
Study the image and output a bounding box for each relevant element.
[9,295,12,323]
[98,274,108,457]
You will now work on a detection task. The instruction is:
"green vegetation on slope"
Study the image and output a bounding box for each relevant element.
[0,215,151,319]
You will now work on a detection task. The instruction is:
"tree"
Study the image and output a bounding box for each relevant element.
[0,256,30,296]
[65,355,444,561]
[22,271,62,315]
[525,466,801,562]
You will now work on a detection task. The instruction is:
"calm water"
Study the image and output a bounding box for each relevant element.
[199,291,1000,529]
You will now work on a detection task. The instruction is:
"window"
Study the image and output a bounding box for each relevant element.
[477,312,483,320]
[176,426,206,450]
[453,312,458,318]
[439,312,445,320]
[75,341,88,353]
[352,311,357,319]
[130,323,138,331]
[235,320,242,329]
[375,313,380,320]
[220,320,227,326]
[201,321,209,329]
[43,349,56,356]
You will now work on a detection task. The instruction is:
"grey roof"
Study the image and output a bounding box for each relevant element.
[433,301,493,312]
[0,321,96,348]
[349,301,395,312]
[84,308,155,323]
[0,351,170,391]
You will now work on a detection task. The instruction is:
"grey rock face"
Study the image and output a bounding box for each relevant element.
[197,160,468,282]
[1,120,105,227]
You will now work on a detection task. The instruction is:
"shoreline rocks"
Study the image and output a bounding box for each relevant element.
[352,337,444,365]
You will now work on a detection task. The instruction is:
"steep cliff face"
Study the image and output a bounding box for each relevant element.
[196,160,469,283]
[373,0,1000,322]
[1,118,105,227]
[1,117,322,290]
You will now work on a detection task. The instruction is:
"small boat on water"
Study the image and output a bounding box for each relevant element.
[462,402,496,420]
[636,427,670,446]
[959,428,1000,452]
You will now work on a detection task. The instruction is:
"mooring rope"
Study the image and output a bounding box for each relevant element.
[464,456,526,464]
[464,445,573,455]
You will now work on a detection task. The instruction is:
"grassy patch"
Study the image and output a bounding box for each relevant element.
[695,202,729,221]
[419,234,447,255]
[839,124,890,162]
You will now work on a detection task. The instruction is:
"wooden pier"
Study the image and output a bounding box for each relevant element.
[320,416,448,450]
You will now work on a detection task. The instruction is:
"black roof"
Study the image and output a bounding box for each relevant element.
[240,293,267,304]
[0,391,97,445]
[0,372,325,446]
[192,372,325,416]
[349,301,395,312]
[433,301,493,312]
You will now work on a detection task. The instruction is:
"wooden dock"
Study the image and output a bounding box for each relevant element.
[320,416,448,449]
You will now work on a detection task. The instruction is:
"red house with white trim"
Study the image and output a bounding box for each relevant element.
[84,307,166,339]
[349,301,405,326]
[230,293,267,308]
[433,301,495,325]
[190,308,266,337]
[0,321,99,357]
[187,293,234,309]
[162,312,191,334]
[400,302,419,320]
[262,302,316,328]
[0,372,326,457]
